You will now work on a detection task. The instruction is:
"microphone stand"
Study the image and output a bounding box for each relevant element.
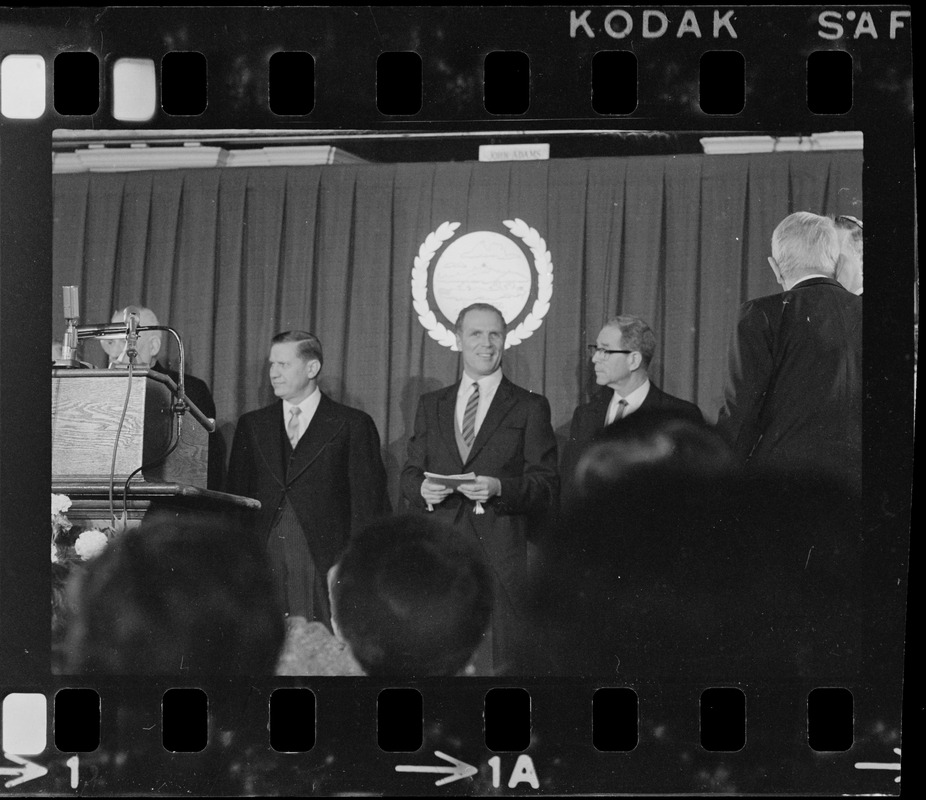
[75,323,216,433]
[54,317,83,368]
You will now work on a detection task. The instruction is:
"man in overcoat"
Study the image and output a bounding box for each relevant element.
[227,330,389,626]
[715,211,862,491]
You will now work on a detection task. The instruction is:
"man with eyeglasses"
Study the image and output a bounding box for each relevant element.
[561,315,703,497]
[834,214,863,296]
[716,211,862,492]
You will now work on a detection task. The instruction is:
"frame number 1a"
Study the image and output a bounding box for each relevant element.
[487,755,540,789]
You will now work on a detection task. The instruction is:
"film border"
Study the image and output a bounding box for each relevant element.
[0,5,915,795]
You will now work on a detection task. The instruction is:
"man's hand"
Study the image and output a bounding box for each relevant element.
[421,478,454,506]
[458,476,502,503]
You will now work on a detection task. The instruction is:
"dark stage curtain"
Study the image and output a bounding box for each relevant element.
[52,152,862,500]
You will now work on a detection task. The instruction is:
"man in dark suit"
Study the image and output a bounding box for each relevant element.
[561,315,703,497]
[715,211,862,490]
[400,303,558,673]
[100,305,224,488]
[227,330,389,626]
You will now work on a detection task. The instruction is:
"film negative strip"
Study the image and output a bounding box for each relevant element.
[0,5,914,796]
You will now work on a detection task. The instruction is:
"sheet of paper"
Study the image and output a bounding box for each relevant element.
[424,471,477,489]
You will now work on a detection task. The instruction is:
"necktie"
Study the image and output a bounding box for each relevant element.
[461,382,480,446]
[287,407,302,448]
[607,398,628,426]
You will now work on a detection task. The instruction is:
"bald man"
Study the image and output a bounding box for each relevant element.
[100,306,223,489]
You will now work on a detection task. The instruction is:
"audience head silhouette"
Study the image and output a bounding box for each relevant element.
[331,514,493,677]
[573,409,731,498]
[65,516,285,675]
[519,459,865,681]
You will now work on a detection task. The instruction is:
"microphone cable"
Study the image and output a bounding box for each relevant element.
[120,410,183,528]
[108,359,136,529]
[106,353,183,529]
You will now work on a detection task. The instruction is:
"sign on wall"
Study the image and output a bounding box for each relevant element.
[411,219,554,350]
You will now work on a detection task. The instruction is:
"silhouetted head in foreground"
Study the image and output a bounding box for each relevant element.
[573,410,732,499]
[518,463,868,681]
[331,514,493,677]
[65,516,285,675]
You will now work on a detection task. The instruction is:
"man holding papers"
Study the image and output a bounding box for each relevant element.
[401,303,559,673]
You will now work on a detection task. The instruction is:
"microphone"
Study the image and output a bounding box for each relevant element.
[56,285,82,368]
[77,307,143,341]
[76,321,140,338]
[62,285,79,321]
[124,307,141,363]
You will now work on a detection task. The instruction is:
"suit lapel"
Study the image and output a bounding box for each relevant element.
[638,383,661,412]
[286,394,346,484]
[464,377,518,467]
[437,383,464,471]
[253,402,287,487]
[587,388,611,432]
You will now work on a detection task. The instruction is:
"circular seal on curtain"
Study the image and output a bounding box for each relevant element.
[411,218,553,350]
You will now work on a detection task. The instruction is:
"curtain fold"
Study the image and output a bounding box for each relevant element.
[52,152,862,498]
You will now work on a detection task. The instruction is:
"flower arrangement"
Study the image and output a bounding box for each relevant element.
[51,493,115,566]
[52,494,117,669]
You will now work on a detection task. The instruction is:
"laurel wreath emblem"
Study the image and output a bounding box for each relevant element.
[411,219,553,350]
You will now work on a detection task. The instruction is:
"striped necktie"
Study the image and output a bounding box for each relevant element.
[287,407,302,448]
[461,382,480,446]
[607,398,628,426]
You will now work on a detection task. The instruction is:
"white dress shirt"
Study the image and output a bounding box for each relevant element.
[606,379,651,425]
[283,388,322,447]
[455,369,504,438]
[789,273,833,288]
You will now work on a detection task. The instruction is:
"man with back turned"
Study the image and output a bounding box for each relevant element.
[716,211,862,491]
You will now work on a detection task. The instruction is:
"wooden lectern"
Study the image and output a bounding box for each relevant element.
[52,368,258,529]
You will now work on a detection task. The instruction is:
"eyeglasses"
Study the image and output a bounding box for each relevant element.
[836,214,863,230]
[587,345,633,357]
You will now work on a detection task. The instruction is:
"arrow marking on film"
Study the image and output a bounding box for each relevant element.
[855,747,901,783]
[0,753,49,788]
[396,750,478,786]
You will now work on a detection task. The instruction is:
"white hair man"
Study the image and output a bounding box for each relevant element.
[716,212,862,492]
[100,305,223,488]
[99,305,162,370]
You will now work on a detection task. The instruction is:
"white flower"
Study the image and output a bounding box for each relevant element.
[74,529,109,561]
[51,493,72,519]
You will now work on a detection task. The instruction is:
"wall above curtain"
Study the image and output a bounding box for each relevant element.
[52,150,862,500]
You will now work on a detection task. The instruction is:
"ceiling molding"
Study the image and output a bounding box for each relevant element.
[52,144,367,174]
[700,131,863,154]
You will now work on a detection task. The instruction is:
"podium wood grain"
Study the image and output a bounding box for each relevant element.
[52,369,207,486]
